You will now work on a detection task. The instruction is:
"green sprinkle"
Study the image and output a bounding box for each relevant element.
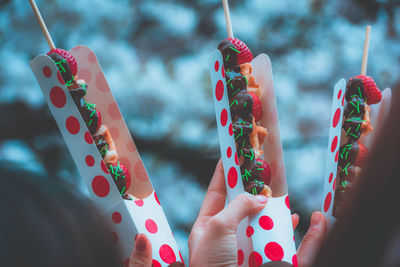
[358,87,362,98]
[243,102,247,107]
[226,78,232,84]
[256,161,263,165]
[257,168,264,171]
[244,76,249,85]
[226,54,230,62]
[356,124,361,132]
[120,186,126,196]
[229,47,241,53]
[88,119,93,126]
[346,127,351,136]
[252,187,257,195]
[342,162,351,175]
[349,133,358,138]
[230,99,238,107]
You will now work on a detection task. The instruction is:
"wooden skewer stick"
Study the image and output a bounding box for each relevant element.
[361,25,371,75]
[29,0,55,50]
[222,0,234,38]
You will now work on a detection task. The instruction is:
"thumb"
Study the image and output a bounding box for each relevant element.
[297,211,327,267]
[130,234,153,267]
[209,193,267,233]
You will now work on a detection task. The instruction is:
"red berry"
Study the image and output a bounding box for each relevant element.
[47,48,78,76]
[96,109,102,132]
[248,92,263,121]
[353,75,382,105]
[355,142,368,167]
[256,158,271,185]
[224,37,253,65]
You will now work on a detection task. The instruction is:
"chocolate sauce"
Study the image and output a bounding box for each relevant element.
[218,40,238,69]
[219,39,269,195]
[93,135,110,158]
[107,162,128,198]
[48,52,74,84]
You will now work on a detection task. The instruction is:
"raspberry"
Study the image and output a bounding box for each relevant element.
[355,142,368,167]
[47,48,78,76]
[224,37,253,65]
[248,92,263,121]
[256,158,271,185]
[352,75,382,105]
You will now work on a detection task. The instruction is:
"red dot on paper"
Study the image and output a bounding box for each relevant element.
[152,259,161,267]
[220,109,228,126]
[108,103,122,120]
[57,71,65,84]
[135,199,144,207]
[335,151,339,162]
[248,251,262,267]
[227,147,232,158]
[215,80,224,101]
[333,178,336,190]
[229,123,233,136]
[154,192,161,206]
[66,116,80,134]
[179,251,184,263]
[111,231,118,242]
[331,136,338,152]
[88,51,96,63]
[342,95,345,106]
[101,160,109,174]
[49,86,66,108]
[214,61,219,72]
[227,167,238,188]
[78,68,92,83]
[43,66,51,77]
[145,219,158,234]
[235,152,239,165]
[329,173,333,183]
[292,254,298,267]
[324,192,332,212]
[238,249,244,265]
[109,127,120,139]
[92,175,110,197]
[259,215,274,230]
[264,242,284,261]
[333,108,341,128]
[337,89,342,100]
[134,160,148,181]
[127,141,136,152]
[222,66,225,78]
[84,131,93,144]
[285,195,290,209]
[96,72,109,92]
[112,212,122,224]
[85,155,95,167]
[159,244,176,264]
[246,226,254,237]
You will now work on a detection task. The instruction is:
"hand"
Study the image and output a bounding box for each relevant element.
[188,159,270,267]
[129,233,152,267]
[296,211,327,267]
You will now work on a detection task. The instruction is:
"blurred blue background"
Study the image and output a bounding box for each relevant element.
[0,0,399,262]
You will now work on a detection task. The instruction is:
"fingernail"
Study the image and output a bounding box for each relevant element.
[255,195,268,204]
[134,234,147,251]
[310,212,322,227]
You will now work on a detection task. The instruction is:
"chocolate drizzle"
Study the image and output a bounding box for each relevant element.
[93,135,110,158]
[218,40,268,195]
[107,162,129,199]
[333,78,367,217]
[48,52,74,85]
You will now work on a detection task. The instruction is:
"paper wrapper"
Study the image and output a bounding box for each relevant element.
[30,46,183,266]
[210,50,296,266]
[321,79,392,225]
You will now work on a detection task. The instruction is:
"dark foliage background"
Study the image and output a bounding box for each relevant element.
[0,0,399,262]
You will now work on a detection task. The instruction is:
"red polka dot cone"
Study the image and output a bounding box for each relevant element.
[209,49,296,265]
[30,46,182,266]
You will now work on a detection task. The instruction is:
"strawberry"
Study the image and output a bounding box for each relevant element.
[248,92,263,121]
[352,75,382,105]
[355,142,368,167]
[107,162,131,193]
[256,158,271,185]
[224,37,253,65]
[47,48,78,76]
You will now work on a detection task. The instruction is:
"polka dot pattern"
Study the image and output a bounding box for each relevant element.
[227,147,232,158]
[259,216,274,230]
[50,86,66,108]
[227,167,238,188]
[331,136,338,152]
[238,249,244,265]
[145,219,158,234]
[324,192,332,212]
[34,49,183,266]
[333,108,341,128]
[265,242,284,261]
[246,226,254,237]
[248,251,262,267]
[220,109,228,126]
[215,80,224,101]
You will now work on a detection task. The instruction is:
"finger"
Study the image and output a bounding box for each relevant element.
[189,159,227,252]
[197,159,227,218]
[297,211,327,267]
[209,193,267,233]
[292,213,299,231]
[130,234,152,267]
